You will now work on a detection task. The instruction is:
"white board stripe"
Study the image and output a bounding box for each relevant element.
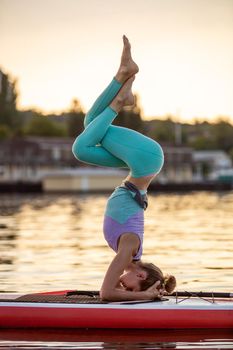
[0,301,232,311]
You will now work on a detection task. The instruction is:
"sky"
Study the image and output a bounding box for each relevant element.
[1,0,233,122]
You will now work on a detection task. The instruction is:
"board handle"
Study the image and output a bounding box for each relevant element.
[66,290,99,297]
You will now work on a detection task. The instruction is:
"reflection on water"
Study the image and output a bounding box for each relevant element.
[0,192,233,349]
[0,191,233,293]
[0,329,233,349]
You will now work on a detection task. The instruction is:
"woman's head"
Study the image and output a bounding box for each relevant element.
[120,261,176,293]
[137,261,176,293]
[119,267,147,292]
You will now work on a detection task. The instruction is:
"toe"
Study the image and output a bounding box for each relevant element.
[123,35,130,47]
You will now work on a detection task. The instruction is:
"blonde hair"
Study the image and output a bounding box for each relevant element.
[138,261,176,293]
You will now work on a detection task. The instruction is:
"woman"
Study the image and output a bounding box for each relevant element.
[72,35,176,301]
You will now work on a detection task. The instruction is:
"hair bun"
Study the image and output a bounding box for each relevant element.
[164,274,176,293]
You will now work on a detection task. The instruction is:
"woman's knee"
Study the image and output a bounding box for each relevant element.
[72,135,87,161]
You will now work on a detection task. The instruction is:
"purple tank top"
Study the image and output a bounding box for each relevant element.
[103,210,144,261]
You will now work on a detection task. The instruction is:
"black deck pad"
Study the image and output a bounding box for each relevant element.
[0,291,167,304]
[14,293,106,304]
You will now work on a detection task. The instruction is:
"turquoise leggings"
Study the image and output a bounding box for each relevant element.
[72,78,164,178]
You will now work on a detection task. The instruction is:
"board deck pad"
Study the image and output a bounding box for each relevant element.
[0,291,165,304]
[1,292,105,304]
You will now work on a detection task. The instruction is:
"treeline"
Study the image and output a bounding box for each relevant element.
[0,69,143,139]
[145,117,233,158]
[1,69,233,160]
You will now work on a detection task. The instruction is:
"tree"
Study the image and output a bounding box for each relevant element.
[0,69,20,129]
[211,119,233,152]
[185,118,233,152]
[145,118,176,143]
[66,98,85,137]
[0,124,11,139]
[188,135,216,150]
[24,115,67,137]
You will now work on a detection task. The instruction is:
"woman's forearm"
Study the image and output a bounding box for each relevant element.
[100,288,153,302]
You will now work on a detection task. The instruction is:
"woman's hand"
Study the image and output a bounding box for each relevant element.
[146,280,164,300]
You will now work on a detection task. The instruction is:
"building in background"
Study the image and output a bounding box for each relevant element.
[0,137,76,183]
[43,168,127,192]
[157,145,193,184]
[193,150,233,182]
[0,137,196,191]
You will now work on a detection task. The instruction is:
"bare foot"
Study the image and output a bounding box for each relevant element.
[110,76,135,113]
[115,35,139,84]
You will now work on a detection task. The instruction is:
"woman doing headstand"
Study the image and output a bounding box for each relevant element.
[72,36,176,301]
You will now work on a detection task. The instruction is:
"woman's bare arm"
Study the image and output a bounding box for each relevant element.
[100,233,160,301]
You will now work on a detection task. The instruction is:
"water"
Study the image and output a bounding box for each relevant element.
[0,329,233,349]
[0,191,233,349]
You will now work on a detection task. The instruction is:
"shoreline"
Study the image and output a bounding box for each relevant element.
[0,181,232,193]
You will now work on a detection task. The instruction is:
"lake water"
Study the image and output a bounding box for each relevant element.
[0,191,233,349]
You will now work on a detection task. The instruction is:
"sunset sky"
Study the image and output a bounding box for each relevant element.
[1,0,233,122]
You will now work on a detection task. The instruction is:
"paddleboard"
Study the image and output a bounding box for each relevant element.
[0,290,232,329]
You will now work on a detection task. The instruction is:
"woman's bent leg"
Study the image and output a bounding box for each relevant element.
[73,79,126,168]
[73,106,128,168]
[101,125,164,177]
[73,75,136,169]
[72,75,164,176]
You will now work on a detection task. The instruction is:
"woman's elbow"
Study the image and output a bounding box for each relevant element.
[99,289,112,302]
